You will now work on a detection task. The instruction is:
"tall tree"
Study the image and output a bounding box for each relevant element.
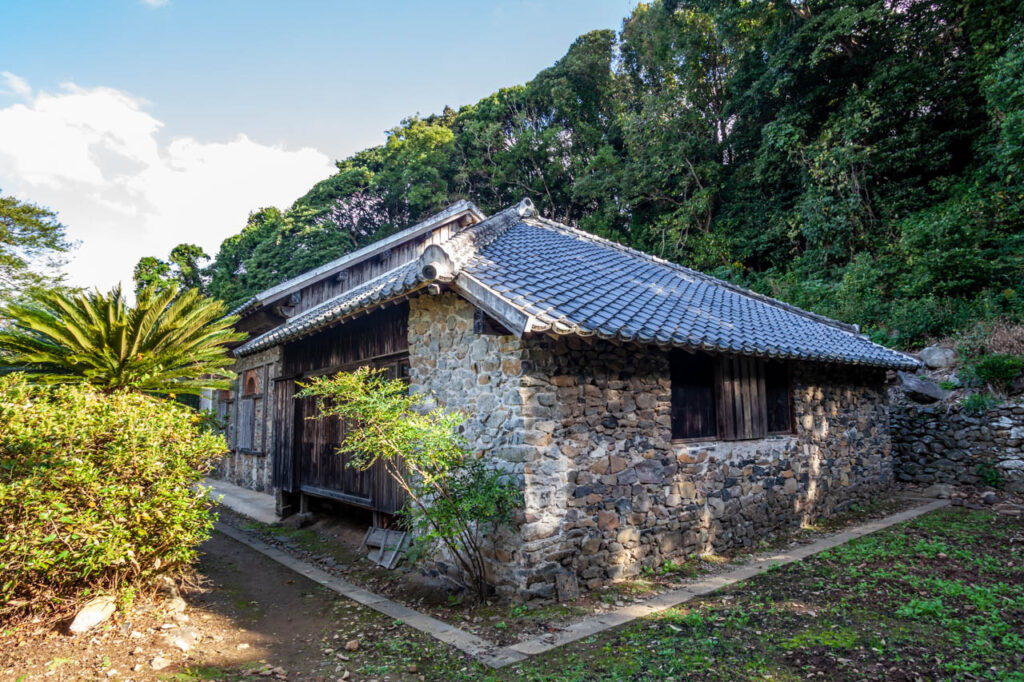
[0,191,72,299]
[160,0,1024,347]
[132,243,210,297]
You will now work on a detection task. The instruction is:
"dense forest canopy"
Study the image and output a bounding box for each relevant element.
[141,0,1024,349]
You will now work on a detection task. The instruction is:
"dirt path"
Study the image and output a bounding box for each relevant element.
[189,531,344,679]
[2,532,473,681]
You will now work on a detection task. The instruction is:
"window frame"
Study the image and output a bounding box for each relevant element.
[236,368,265,455]
[670,351,794,444]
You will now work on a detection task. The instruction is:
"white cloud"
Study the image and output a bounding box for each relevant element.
[1,72,32,98]
[141,0,169,7]
[0,76,335,293]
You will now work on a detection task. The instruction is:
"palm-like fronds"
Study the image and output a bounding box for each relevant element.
[0,285,246,394]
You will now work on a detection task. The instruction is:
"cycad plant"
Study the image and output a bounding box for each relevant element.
[0,286,245,394]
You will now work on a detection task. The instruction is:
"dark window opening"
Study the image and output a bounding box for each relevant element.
[670,351,717,440]
[765,361,793,434]
[244,370,260,396]
[671,352,793,442]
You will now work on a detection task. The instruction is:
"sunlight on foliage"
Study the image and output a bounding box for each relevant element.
[296,367,521,600]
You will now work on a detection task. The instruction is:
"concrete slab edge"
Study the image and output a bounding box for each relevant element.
[214,522,527,668]
[214,499,949,669]
[507,498,950,657]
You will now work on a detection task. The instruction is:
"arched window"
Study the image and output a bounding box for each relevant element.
[238,369,263,454]
[244,370,260,396]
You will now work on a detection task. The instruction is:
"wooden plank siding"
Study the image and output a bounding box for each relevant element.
[281,221,465,318]
[271,378,296,492]
[717,356,769,441]
[275,304,410,515]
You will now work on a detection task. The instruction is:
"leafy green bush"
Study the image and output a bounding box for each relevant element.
[976,462,1004,490]
[961,393,998,416]
[0,375,226,619]
[297,367,521,600]
[970,354,1024,394]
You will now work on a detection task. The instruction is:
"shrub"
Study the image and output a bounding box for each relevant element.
[961,393,998,416]
[976,462,1004,490]
[296,367,521,600]
[0,375,226,620]
[970,354,1024,394]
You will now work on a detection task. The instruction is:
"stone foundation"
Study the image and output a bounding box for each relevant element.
[892,399,1024,491]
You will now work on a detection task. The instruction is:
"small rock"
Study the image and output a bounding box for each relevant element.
[982,491,999,505]
[105,669,119,678]
[280,512,317,530]
[922,483,954,499]
[344,639,359,652]
[69,596,117,634]
[407,663,419,673]
[132,664,144,673]
[131,647,144,656]
[156,576,180,599]
[163,625,200,652]
[150,656,173,671]
[165,596,187,613]
[236,642,250,650]
[172,612,190,623]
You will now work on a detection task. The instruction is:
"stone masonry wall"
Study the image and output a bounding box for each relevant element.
[407,293,532,591]
[215,345,282,491]
[892,399,1024,492]
[513,337,893,598]
[406,294,893,600]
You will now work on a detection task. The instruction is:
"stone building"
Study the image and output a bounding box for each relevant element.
[210,198,919,599]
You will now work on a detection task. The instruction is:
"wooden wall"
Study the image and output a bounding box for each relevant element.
[283,303,409,377]
[274,304,410,516]
[283,219,468,317]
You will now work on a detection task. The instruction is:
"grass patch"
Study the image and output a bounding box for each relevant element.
[506,508,1024,681]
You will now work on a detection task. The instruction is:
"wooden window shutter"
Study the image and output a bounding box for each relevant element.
[670,351,717,440]
[716,356,768,440]
[237,397,255,450]
[765,361,793,433]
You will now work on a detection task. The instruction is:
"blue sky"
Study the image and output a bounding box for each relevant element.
[4,0,634,159]
[0,0,636,291]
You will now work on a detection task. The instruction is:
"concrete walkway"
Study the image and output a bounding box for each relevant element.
[204,477,279,525]
[212,491,949,669]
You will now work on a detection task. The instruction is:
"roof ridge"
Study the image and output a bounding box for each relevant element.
[526,215,862,336]
[234,260,422,356]
[441,198,536,270]
[229,199,485,317]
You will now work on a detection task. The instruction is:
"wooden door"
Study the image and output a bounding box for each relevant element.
[271,378,296,492]
[293,353,410,513]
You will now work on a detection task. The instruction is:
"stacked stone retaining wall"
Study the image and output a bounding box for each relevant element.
[891,399,1024,491]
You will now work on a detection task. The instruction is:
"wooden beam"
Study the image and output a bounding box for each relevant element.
[454,273,531,338]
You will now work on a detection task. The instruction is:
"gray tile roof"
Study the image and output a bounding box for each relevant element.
[229,199,485,317]
[234,260,425,356]
[236,198,919,370]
